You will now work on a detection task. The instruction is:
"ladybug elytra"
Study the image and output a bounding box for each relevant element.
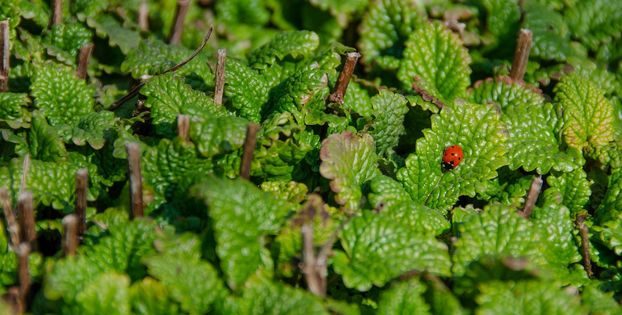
[442,145,463,170]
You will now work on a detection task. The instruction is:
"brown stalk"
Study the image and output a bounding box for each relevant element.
[75,169,88,236]
[328,52,360,104]
[51,0,63,26]
[2,287,21,314]
[19,154,30,195]
[139,0,149,32]
[0,21,9,92]
[76,44,94,80]
[16,243,30,312]
[214,48,227,106]
[62,215,78,256]
[169,0,190,45]
[240,123,260,180]
[0,188,20,246]
[576,214,594,278]
[17,192,36,252]
[510,29,532,82]
[109,27,213,110]
[518,175,542,218]
[126,143,144,218]
[412,76,445,109]
[301,194,327,297]
[177,115,190,142]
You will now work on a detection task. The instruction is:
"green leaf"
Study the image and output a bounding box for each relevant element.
[341,81,372,116]
[31,62,95,126]
[24,113,67,161]
[565,0,622,51]
[377,279,431,315]
[188,115,248,157]
[479,0,520,45]
[595,168,622,224]
[61,111,119,149]
[237,278,328,315]
[141,74,229,137]
[470,78,578,173]
[554,73,616,152]
[130,278,180,315]
[319,132,379,211]
[86,14,141,54]
[580,282,622,314]
[224,59,270,122]
[333,211,451,291]
[396,102,508,211]
[216,0,270,27]
[74,272,131,315]
[191,177,292,289]
[522,2,576,62]
[369,90,409,157]
[0,93,30,128]
[398,21,471,104]
[43,22,92,64]
[248,30,320,69]
[476,280,583,315]
[358,0,423,70]
[144,254,225,314]
[543,169,591,215]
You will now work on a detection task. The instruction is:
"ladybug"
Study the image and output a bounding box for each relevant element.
[442,145,463,170]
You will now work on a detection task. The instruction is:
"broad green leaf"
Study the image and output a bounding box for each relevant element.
[543,169,591,215]
[144,255,225,314]
[24,114,67,161]
[130,278,180,315]
[191,177,292,289]
[358,0,423,70]
[565,0,622,51]
[554,74,616,152]
[341,81,372,116]
[580,283,622,315]
[86,14,141,54]
[398,21,471,104]
[141,74,229,137]
[237,278,328,315]
[43,22,92,64]
[319,132,379,211]
[377,279,431,315]
[0,220,43,287]
[31,62,95,126]
[476,280,583,315]
[369,90,408,157]
[595,168,622,224]
[522,2,576,62]
[61,111,119,149]
[74,272,130,315]
[0,93,30,128]
[396,102,508,211]
[333,211,451,291]
[216,0,270,27]
[479,0,520,45]
[188,116,248,157]
[225,59,270,122]
[248,30,320,69]
[261,180,308,205]
[470,78,578,173]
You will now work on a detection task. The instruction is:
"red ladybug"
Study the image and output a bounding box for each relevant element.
[442,145,463,170]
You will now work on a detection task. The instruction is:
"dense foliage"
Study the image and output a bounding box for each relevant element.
[1,0,622,314]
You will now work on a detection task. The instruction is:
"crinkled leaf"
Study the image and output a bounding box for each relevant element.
[543,169,591,215]
[23,114,67,161]
[358,0,423,70]
[476,280,583,315]
[141,74,229,137]
[248,30,320,69]
[225,59,270,122]
[522,2,576,62]
[237,278,328,315]
[191,177,292,288]
[130,278,180,315]
[479,0,520,45]
[398,21,471,104]
[595,168,622,224]
[555,73,616,152]
[144,255,225,314]
[377,279,431,315]
[341,81,372,116]
[86,14,141,54]
[580,283,622,315]
[31,62,95,126]
[320,132,379,211]
[261,180,308,205]
[369,90,408,157]
[333,211,451,291]
[74,272,130,315]
[188,115,248,157]
[396,102,508,211]
[215,0,270,26]
[565,0,622,51]
[0,93,30,128]
[43,22,92,64]
[470,78,577,173]
[60,111,118,149]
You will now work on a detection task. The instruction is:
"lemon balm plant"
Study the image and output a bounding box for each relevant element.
[1,0,622,314]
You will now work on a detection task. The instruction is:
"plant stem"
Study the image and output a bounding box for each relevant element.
[0,188,20,247]
[214,48,226,106]
[240,123,260,180]
[76,44,94,80]
[17,192,36,251]
[126,143,144,218]
[2,287,21,314]
[519,175,542,218]
[576,214,594,278]
[510,29,532,82]
[301,194,327,297]
[62,214,78,256]
[328,52,360,104]
[51,0,63,26]
[20,154,30,195]
[17,243,30,312]
[0,20,9,92]
[139,0,149,32]
[169,0,190,45]
[412,76,445,109]
[177,114,190,142]
[75,169,88,236]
